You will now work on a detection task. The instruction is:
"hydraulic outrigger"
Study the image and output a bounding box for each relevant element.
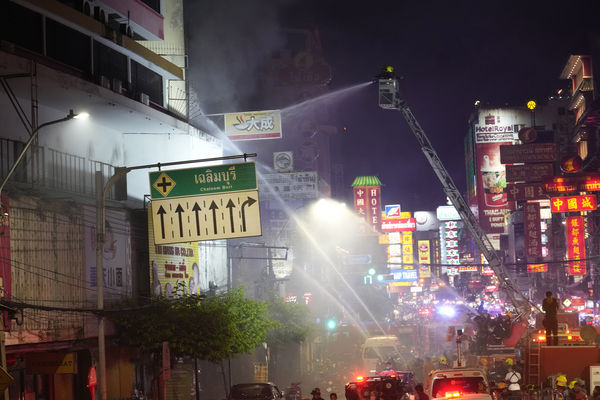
[377,66,533,341]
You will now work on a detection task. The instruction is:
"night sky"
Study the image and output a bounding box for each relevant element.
[187,0,600,212]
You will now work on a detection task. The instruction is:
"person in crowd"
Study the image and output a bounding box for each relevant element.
[556,376,569,400]
[330,393,337,400]
[570,381,588,400]
[415,384,429,400]
[311,388,324,400]
[542,291,560,346]
[505,365,521,400]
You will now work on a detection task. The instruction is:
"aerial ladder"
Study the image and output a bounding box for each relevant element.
[376,66,533,346]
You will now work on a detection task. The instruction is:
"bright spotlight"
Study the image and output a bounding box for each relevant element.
[74,111,90,119]
[438,305,456,318]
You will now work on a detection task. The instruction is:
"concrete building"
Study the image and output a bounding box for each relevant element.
[0,0,226,398]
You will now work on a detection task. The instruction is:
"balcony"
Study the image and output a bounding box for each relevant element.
[0,137,123,201]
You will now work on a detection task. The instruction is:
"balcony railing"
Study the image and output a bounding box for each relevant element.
[0,138,122,200]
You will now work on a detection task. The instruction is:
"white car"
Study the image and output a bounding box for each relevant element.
[428,368,492,400]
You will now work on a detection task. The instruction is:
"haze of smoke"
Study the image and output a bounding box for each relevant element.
[184,0,293,116]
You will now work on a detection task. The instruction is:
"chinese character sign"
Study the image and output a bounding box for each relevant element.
[551,195,597,213]
[527,264,548,273]
[353,187,367,217]
[566,216,586,276]
[443,220,460,265]
[224,110,282,141]
[402,232,413,265]
[524,202,541,260]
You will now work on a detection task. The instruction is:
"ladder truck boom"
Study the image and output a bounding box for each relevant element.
[377,67,532,323]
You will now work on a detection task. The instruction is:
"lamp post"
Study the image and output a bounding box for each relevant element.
[0,109,87,197]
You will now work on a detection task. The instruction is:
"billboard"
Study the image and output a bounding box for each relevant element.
[148,208,200,297]
[353,185,382,232]
[505,163,554,183]
[224,110,282,141]
[500,143,557,164]
[545,174,600,194]
[381,218,416,232]
[527,263,548,273]
[259,171,318,200]
[476,140,514,233]
[566,216,586,276]
[507,183,547,201]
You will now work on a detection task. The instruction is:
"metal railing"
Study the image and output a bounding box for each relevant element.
[0,138,121,200]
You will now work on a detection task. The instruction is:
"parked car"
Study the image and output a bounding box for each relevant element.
[230,383,284,400]
[428,367,492,400]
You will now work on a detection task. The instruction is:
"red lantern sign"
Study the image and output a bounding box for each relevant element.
[560,155,583,173]
[550,195,597,213]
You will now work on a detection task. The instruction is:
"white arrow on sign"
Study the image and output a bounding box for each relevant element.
[151,189,262,244]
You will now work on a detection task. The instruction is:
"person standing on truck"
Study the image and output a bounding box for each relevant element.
[542,291,560,346]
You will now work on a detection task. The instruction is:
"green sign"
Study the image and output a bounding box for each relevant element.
[149,162,257,199]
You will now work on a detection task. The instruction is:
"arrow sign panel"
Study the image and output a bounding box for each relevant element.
[151,189,262,244]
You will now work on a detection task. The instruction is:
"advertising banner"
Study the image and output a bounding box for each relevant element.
[148,208,200,297]
[259,171,318,200]
[500,143,557,164]
[0,193,11,330]
[402,232,413,265]
[459,266,478,272]
[506,163,554,183]
[444,221,460,265]
[545,174,600,194]
[476,140,514,233]
[417,240,431,264]
[566,216,586,275]
[524,202,542,260]
[381,218,416,232]
[550,195,597,213]
[527,263,548,273]
[385,204,401,219]
[85,206,132,303]
[474,110,519,143]
[224,110,282,141]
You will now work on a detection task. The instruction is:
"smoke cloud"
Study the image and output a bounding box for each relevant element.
[184,0,293,120]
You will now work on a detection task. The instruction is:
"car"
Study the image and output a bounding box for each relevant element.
[229,383,284,400]
[427,368,492,400]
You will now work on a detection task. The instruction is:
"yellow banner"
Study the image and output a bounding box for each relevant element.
[224,110,282,141]
[148,208,200,297]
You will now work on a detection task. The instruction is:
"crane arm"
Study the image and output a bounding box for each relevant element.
[378,75,531,319]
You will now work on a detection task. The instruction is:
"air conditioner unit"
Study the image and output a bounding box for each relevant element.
[99,75,110,89]
[139,93,150,106]
[111,78,122,93]
[82,0,93,16]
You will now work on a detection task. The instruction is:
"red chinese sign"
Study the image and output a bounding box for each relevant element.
[524,202,541,259]
[527,263,548,273]
[354,186,382,232]
[353,187,367,217]
[507,183,547,201]
[566,216,586,275]
[545,174,600,193]
[550,195,597,213]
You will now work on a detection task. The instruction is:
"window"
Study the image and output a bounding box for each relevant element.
[0,3,43,54]
[93,41,128,85]
[131,60,163,106]
[46,18,91,74]
[140,0,161,14]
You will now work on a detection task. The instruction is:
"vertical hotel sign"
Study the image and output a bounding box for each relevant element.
[352,176,382,232]
[224,110,282,141]
[566,216,586,275]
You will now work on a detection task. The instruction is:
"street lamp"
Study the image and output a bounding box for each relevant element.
[0,109,86,196]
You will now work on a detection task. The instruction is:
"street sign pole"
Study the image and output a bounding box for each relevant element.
[94,153,255,400]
